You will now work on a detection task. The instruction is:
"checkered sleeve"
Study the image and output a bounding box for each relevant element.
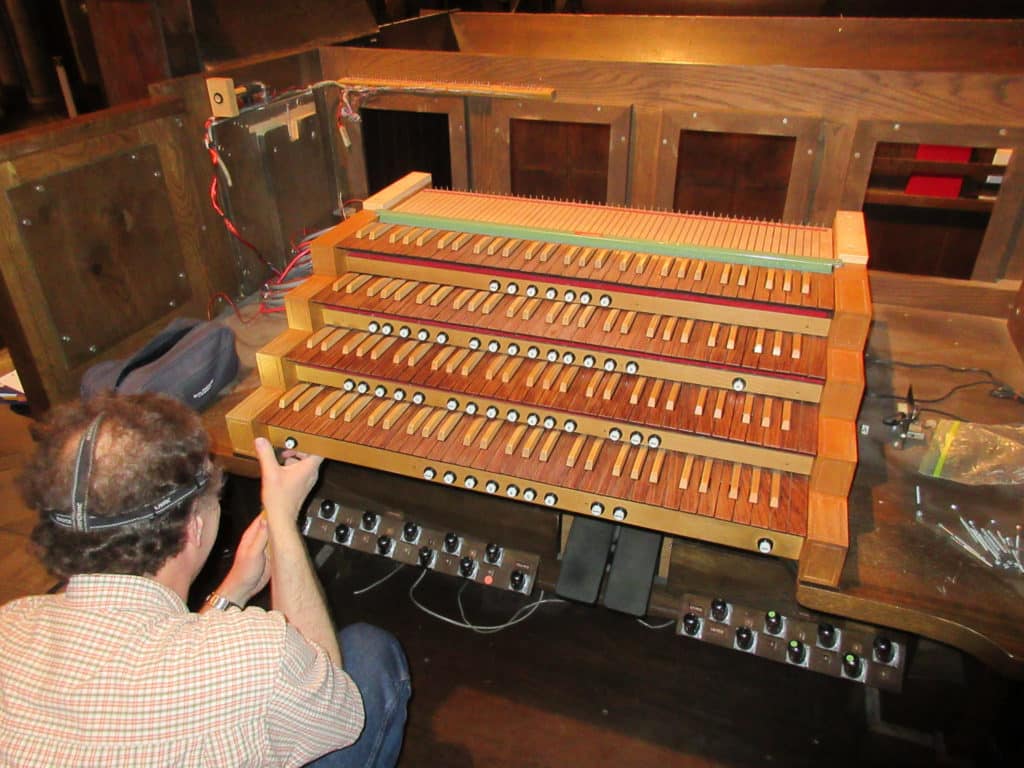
[264,623,365,767]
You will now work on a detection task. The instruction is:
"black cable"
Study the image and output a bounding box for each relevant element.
[865,354,1023,406]
[918,407,972,422]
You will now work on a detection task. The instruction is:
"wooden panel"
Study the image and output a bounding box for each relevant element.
[0,99,214,411]
[191,0,377,64]
[450,14,1024,73]
[656,110,819,223]
[6,145,189,369]
[1008,280,1024,361]
[471,99,630,204]
[509,119,610,204]
[841,121,1024,281]
[355,92,469,195]
[85,0,170,105]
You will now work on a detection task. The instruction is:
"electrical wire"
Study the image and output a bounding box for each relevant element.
[352,562,406,595]
[408,569,565,634]
[206,292,257,324]
[865,354,1024,406]
[636,618,676,630]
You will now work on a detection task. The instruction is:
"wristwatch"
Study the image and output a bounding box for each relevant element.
[204,591,241,611]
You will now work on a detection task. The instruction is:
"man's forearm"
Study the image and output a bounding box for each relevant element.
[267,516,342,666]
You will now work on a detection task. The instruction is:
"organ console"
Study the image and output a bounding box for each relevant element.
[227,172,871,588]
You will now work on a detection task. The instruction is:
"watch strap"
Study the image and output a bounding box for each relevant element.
[205,591,241,611]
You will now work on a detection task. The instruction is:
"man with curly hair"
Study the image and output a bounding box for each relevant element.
[0,393,410,767]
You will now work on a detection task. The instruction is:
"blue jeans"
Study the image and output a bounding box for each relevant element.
[306,623,411,768]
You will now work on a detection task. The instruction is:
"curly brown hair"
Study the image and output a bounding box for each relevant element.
[22,393,221,578]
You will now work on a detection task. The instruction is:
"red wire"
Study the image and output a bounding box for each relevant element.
[209,176,281,276]
[207,292,257,323]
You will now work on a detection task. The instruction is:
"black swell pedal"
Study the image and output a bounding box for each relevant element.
[602,527,662,617]
[555,517,616,604]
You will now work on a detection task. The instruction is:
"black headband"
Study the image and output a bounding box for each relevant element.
[47,413,210,533]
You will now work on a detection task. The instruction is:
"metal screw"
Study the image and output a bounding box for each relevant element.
[34,184,45,192]
[88,345,97,353]
[893,123,901,131]
[60,335,71,343]
[854,152,861,159]
[168,300,176,308]
[20,218,31,226]
[178,272,185,279]
[153,170,161,177]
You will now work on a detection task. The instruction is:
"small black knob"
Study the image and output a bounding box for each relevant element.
[361,511,378,530]
[764,610,782,635]
[459,556,475,577]
[817,623,837,649]
[509,569,526,591]
[710,598,728,622]
[418,546,434,567]
[682,613,701,636]
[318,499,337,519]
[334,523,350,543]
[377,535,393,555]
[402,521,420,542]
[485,542,502,564]
[873,636,894,664]
[787,639,806,664]
[735,626,754,650]
[444,532,460,553]
[843,652,863,678]
[283,436,298,450]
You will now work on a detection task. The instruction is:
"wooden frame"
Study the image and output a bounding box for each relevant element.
[655,109,822,223]
[841,119,1024,282]
[469,99,631,204]
[799,211,871,587]
[0,97,214,410]
[342,92,470,198]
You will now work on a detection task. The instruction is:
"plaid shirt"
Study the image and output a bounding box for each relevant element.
[0,574,364,767]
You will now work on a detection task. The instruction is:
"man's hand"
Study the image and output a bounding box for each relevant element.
[253,437,324,523]
[214,515,271,606]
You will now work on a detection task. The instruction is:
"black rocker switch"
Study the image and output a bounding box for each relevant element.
[485,542,503,564]
[334,523,351,544]
[318,499,338,519]
[443,532,460,554]
[787,639,807,664]
[735,626,754,650]
[843,652,863,678]
[459,556,476,578]
[509,570,526,591]
[764,610,783,635]
[873,636,895,664]
[418,546,434,567]
[817,623,837,648]
[361,511,379,531]
[402,521,420,542]
[682,613,701,636]
[376,535,393,556]
[710,598,729,622]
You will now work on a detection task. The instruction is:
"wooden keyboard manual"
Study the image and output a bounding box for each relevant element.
[227,172,871,587]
